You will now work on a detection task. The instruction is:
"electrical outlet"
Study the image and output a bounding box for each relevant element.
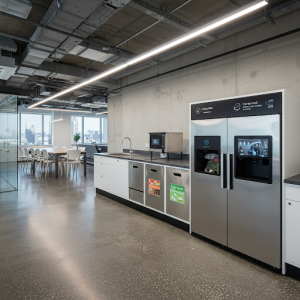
[145,143,149,148]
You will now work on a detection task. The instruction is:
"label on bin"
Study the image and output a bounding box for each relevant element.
[148,179,160,197]
[170,184,185,204]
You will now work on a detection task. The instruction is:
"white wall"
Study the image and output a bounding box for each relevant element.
[107,10,300,154]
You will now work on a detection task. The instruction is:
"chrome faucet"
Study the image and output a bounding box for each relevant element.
[122,137,133,154]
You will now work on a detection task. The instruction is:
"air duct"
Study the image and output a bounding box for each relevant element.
[0,0,32,19]
[0,51,15,80]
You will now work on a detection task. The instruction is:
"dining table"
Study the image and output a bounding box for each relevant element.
[32,148,87,179]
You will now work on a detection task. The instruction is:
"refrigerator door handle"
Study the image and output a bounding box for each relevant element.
[221,153,227,189]
[229,154,233,190]
[227,154,233,190]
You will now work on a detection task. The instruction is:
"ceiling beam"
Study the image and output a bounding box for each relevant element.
[0,10,132,60]
[16,61,120,89]
[50,0,132,60]
[112,0,300,80]
[227,0,241,8]
[128,0,215,41]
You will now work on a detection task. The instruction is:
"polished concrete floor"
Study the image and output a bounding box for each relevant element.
[1,164,300,299]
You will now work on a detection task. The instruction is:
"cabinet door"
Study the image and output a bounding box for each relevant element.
[286,199,300,267]
[114,160,128,199]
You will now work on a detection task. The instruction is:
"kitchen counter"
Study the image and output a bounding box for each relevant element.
[284,174,300,185]
[94,153,189,169]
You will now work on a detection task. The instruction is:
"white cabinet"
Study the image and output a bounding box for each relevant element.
[94,157,114,194]
[94,173,113,192]
[113,159,129,199]
[94,156,128,198]
[285,185,300,268]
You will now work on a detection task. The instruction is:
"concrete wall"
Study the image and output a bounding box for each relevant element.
[53,111,72,148]
[107,10,300,154]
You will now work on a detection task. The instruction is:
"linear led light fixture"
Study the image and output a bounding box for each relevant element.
[50,118,63,122]
[30,107,92,113]
[96,112,108,115]
[29,0,267,109]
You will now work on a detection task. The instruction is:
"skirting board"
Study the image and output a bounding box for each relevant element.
[96,188,189,232]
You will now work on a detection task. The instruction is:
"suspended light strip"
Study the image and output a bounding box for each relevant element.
[96,112,107,115]
[50,118,63,122]
[28,0,268,109]
[30,107,92,113]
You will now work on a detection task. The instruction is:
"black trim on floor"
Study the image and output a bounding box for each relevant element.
[96,188,189,232]
[191,232,282,274]
[286,264,300,281]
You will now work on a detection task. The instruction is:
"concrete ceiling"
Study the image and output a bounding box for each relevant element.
[0,0,298,111]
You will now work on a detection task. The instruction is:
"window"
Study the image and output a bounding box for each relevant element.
[84,117,100,144]
[44,115,52,145]
[71,116,83,144]
[71,115,107,145]
[19,113,52,145]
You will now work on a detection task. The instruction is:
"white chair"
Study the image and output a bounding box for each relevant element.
[60,150,82,178]
[41,150,56,177]
[23,148,33,171]
[32,149,43,175]
[18,147,25,169]
[78,147,86,164]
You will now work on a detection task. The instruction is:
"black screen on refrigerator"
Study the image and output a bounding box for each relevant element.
[237,139,269,157]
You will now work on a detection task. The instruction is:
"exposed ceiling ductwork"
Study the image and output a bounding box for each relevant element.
[112,0,300,80]
[0,36,17,80]
[0,0,299,113]
[0,0,32,18]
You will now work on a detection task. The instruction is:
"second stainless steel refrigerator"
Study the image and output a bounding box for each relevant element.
[190,92,281,269]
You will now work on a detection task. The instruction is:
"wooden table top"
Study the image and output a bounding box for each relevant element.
[33,147,86,155]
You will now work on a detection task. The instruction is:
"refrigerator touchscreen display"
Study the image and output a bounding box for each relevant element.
[237,139,269,157]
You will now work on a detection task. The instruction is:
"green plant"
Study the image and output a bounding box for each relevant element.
[74,133,80,145]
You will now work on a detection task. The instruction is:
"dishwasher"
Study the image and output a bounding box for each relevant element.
[145,164,164,212]
[129,161,144,204]
[166,167,189,222]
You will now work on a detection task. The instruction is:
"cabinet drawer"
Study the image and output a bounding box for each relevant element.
[94,156,114,164]
[94,162,113,177]
[285,199,300,267]
[285,186,300,202]
[94,173,113,193]
[114,158,128,168]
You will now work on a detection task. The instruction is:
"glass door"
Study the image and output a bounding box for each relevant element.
[0,95,18,193]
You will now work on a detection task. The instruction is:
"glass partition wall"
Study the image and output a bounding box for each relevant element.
[0,95,18,193]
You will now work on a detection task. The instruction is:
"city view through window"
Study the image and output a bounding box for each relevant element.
[20,114,52,145]
[72,116,107,145]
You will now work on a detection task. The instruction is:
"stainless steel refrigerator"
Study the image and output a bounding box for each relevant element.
[190,92,282,269]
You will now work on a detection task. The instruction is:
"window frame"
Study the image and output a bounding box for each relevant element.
[71,115,107,145]
[19,112,53,146]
